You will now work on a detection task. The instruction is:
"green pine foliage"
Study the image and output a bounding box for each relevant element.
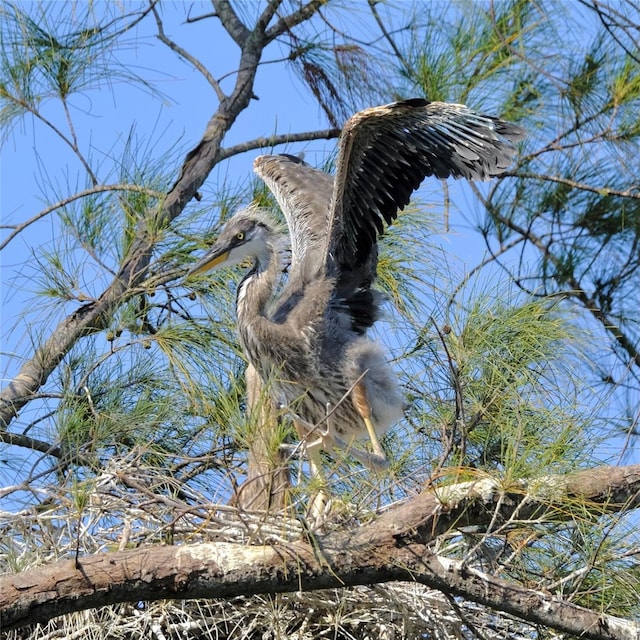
[2,1,640,638]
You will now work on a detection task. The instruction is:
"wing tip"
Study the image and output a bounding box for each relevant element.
[254,153,310,175]
[395,97,430,109]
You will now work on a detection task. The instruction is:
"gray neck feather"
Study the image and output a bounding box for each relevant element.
[236,237,284,326]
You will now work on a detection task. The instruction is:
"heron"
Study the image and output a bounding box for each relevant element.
[189,98,524,504]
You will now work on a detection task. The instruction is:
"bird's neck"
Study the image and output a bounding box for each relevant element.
[236,244,280,325]
[235,247,281,373]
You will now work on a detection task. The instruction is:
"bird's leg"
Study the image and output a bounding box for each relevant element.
[306,434,331,524]
[353,381,388,468]
[289,409,335,454]
[289,396,388,472]
[291,418,330,524]
[331,433,389,471]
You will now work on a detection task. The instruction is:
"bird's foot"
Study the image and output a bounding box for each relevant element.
[331,433,390,471]
[307,488,332,530]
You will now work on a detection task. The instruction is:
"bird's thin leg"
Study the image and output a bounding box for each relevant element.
[331,433,389,470]
[289,409,334,453]
[353,381,388,465]
[306,437,330,523]
[290,417,331,522]
[290,399,388,471]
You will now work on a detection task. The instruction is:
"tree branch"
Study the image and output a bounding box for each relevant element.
[264,0,326,43]
[2,464,640,635]
[368,0,412,78]
[152,5,226,101]
[486,208,640,371]
[212,0,250,47]
[257,0,285,34]
[0,431,64,459]
[506,171,640,200]
[0,184,163,251]
[217,127,340,161]
[0,1,273,431]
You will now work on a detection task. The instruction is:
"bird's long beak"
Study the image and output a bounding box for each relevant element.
[187,248,230,277]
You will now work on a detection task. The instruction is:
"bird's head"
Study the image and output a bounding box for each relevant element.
[187,207,282,276]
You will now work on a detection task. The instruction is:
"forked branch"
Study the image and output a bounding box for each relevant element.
[2,464,640,637]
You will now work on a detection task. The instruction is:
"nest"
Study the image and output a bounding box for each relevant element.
[2,457,538,640]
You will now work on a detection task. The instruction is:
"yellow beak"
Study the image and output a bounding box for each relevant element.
[188,250,230,276]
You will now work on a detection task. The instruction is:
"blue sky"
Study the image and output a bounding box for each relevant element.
[1,1,633,483]
[1,2,495,361]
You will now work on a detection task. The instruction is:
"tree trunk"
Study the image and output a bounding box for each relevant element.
[3,464,640,638]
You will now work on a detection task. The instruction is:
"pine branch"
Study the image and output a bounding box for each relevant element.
[2,464,640,635]
[218,128,340,161]
[487,208,640,370]
[0,184,163,251]
[264,0,327,43]
[152,5,226,102]
[212,0,250,46]
[507,171,640,200]
[0,3,275,431]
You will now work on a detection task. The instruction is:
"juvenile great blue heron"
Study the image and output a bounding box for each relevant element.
[189,98,524,490]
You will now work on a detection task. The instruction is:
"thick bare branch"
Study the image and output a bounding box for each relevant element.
[257,0,285,33]
[2,464,640,635]
[264,0,326,43]
[0,431,63,459]
[3,542,639,640]
[212,0,250,46]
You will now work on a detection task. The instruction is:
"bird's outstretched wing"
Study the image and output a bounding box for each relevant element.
[324,98,525,278]
[253,154,333,285]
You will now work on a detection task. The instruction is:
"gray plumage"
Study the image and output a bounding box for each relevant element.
[189,98,524,475]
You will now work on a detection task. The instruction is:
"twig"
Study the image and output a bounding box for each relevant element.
[505,171,640,200]
[1,184,163,251]
[152,5,226,102]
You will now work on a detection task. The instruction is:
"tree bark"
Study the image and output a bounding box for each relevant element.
[233,364,292,511]
[3,464,640,637]
[0,0,328,431]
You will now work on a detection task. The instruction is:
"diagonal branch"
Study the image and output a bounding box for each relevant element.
[212,0,251,46]
[0,2,275,431]
[2,464,640,636]
[504,171,640,200]
[257,0,285,33]
[152,5,226,101]
[0,431,64,459]
[0,184,163,251]
[486,209,640,370]
[368,0,412,77]
[264,0,326,43]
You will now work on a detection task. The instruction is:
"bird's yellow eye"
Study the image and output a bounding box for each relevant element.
[236,232,245,241]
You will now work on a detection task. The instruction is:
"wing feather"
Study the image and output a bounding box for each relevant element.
[324,98,525,275]
[253,154,333,284]
[253,100,524,334]
[253,153,380,333]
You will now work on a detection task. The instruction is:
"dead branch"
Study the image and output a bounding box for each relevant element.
[2,464,640,637]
